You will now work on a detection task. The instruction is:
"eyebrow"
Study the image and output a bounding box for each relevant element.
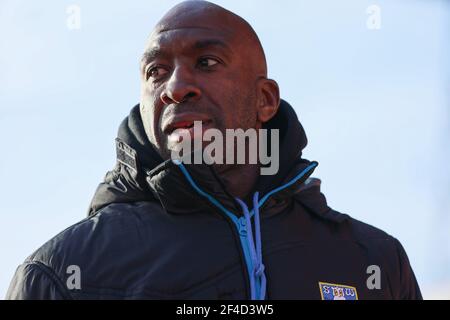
[193,39,231,51]
[141,48,163,66]
[140,38,232,66]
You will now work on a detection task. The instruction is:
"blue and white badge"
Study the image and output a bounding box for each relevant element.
[318,282,358,300]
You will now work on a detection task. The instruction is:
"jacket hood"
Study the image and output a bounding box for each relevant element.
[88,99,319,216]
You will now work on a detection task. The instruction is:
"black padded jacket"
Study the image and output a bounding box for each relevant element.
[6,100,422,300]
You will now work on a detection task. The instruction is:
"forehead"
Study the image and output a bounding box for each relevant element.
[141,26,236,67]
[147,26,234,52]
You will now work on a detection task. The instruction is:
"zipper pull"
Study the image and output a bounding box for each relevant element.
[238,217,247,237]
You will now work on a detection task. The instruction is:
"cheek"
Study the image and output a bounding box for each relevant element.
[205,78,240,113]
[229,84,258,127]
[140,86,164,143]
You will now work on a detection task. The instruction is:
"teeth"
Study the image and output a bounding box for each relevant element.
[176,123,194,129]
[167,120,203,134]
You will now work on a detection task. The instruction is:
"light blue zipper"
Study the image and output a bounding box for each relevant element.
[172,159,318,300]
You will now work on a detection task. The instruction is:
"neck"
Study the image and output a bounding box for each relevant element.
[217,164,260,201]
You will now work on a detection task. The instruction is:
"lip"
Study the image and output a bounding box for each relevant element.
[162,113,212,135]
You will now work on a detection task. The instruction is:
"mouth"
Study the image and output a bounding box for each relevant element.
[162,113,213,144]
[163,114,212,134]
[165,120,196,134]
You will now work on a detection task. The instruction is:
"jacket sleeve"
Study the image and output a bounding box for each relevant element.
[392,238,423,300]
[5,262,72,300]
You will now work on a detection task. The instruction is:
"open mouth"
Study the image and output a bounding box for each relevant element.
[163,115,213,146]
[163,114,212,135]
[167,120,197,134]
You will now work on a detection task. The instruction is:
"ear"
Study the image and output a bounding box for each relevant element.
[256,78,280,124]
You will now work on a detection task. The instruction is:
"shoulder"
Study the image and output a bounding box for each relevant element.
[302,203,422,299]
[28,201,161,266]
[6,201,162,299]
[294,178,400,245]
[302,197,403,256]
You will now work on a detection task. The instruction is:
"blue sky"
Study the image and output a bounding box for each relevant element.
[0,0,449,298]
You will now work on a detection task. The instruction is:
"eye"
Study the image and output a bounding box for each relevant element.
[197,57,219,69]
[146,65,169,80]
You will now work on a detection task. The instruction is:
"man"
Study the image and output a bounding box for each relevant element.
[6,1,421,300]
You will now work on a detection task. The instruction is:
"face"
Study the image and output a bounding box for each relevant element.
[139,16,261,162]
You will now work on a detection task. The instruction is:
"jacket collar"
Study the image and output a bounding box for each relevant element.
[88,99,317,217]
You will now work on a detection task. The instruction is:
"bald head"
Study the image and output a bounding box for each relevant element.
[148,0,267,77]
[139,0,280,163]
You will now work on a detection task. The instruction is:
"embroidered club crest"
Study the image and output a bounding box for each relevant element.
[318,282,358,300]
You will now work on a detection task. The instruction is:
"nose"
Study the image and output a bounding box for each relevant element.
[160,66,202,105]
